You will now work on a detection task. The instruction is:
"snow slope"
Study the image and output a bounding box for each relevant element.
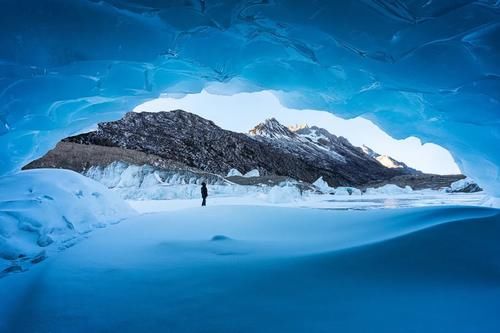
[0,205,498,333]
[0,169,135,274]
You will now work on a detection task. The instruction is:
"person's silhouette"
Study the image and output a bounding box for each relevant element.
[201,182,208,206]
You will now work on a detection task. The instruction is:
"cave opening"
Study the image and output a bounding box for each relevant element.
[1,1,499,331]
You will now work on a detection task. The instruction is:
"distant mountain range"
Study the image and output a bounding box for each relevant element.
[24,110,467,190]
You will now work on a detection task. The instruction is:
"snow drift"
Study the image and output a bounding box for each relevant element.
[0,169,135,275]
[1,205,498,332]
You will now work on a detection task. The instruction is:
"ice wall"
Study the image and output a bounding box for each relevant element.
[0,1,499,193]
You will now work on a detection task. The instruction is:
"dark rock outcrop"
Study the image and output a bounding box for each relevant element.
[26,110,402,187]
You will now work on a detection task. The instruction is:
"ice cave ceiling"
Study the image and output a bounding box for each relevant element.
[0,0,499,193]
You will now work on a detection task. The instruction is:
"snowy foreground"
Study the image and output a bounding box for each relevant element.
[1,204,500,332]
[1,169,499,332]
[0,169,488,274]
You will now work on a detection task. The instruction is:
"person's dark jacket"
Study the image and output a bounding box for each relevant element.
[201,185,208,198]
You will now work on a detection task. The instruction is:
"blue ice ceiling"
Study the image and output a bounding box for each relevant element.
[0,0,499,193]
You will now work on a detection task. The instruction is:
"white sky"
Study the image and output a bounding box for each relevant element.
[135,90,461,175]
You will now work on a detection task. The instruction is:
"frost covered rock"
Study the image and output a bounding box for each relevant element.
[243,169,260,178]
[227,168,243,177]
[448,178,482,193]
[365,184,414,195]
[0,169,135,274]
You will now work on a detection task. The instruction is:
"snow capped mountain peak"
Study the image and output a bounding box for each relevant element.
[249,119,357,163]
[292,126,331,144]
[288,123,309,132]
[248,118,296,139]
[25,110,467,195]
[248,119,418,174]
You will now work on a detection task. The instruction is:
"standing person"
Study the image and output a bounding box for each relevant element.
[201,182,208,206]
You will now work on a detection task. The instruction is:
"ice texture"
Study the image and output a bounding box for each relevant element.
[84,161,303,201]
[243,169,260,178]
[0,1,499,194]
[449,177,479,192]
[0,169,135,274]
[312,176,332,193]
[83,162,486,210]
[365,184,414,195]
[226,168,243,177]
[334,187,363,196]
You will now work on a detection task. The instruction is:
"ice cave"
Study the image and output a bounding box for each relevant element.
[1,1,499,332]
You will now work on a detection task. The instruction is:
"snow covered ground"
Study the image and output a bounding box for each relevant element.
[128,191,487,213]
[1,205,499,333]
[1,169,487,277]
[83,161,484,204]
[1,168,488,276]
[83,161,488,212]
[0,169,135,275]
[1,169,498,332]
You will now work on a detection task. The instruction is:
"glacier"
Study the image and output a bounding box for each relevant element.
[0,169,134,274]
[0,0,499,195]
[84,161,302,201]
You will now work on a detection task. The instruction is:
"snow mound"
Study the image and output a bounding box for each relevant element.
[313,178,362,196]
[2,206,499,332]
[0,169,135,275]
[267,185,303,204]
[227,168,243,177]
[211,235,232,242]
[243,169,260,178]
[365,184,414,195]
[481,197,500,208]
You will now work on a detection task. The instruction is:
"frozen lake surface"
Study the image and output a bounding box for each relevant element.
[128,192,486,213]
[1,205,499,333]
